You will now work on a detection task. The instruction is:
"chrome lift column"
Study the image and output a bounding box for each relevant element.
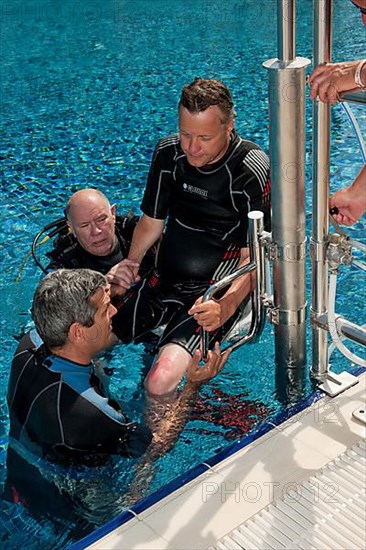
[311,0,332,380]
[263,1,310,371]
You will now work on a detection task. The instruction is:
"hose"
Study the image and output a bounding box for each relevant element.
[340,102,366,163]
[328,271,366,367]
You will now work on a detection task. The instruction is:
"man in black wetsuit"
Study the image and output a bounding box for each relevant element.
[46,188,154,296]
[112,78,271,397]
[6,268,229,524]
[7,268,151,464]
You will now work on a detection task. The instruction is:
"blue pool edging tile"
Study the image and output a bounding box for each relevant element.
[69,366,365,549]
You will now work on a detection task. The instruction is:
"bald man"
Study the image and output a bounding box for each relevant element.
[47,189,155,296]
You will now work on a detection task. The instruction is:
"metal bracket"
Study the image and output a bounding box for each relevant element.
[267,241,306,262]
[318,371,359,397]
[268,307,279,325]
[327,233,353,271]
[309,238,328,262]
[268,305,307,326]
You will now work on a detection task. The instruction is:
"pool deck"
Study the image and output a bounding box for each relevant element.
[85,372,365,549]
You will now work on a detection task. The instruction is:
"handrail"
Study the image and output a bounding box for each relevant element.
[340,90,366,105]
[200,211,267,359]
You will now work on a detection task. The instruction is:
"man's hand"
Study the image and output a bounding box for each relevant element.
[330,187,366,226]
[189,297,228,331]
[106,259,140,297]
[308,61,359,104]
[187,342,231,385]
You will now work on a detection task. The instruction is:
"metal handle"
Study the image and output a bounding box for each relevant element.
[200,211,267,359]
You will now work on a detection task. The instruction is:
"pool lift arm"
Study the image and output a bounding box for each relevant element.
[201,211,271,360]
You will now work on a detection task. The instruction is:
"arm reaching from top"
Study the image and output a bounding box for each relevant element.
[330,165,366,225]
[308,60,366,104]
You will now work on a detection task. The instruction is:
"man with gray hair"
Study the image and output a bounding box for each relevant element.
[7,268,229,466]
[7,268,152,464]
[5,268,229,524]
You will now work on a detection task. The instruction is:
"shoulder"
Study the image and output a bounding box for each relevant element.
[46,232,83,269]
[232,135,269,183]
[115,212,139,243]
[153,133,181,161]
[12,330,45,363]
[234,134,269,165]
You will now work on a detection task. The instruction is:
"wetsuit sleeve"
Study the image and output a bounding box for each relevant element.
[141,138,176,219]
[55,370,152,460]
[234,147,271,245]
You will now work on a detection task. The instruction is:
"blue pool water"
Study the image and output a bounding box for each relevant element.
[1,0,365,547]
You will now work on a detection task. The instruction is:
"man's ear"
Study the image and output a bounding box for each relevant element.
[111,204,116,221]
[68,322,85,344]
[227,119,235,134]
[66,220,74,234]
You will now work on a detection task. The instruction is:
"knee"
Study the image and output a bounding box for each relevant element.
[144,357,180,396]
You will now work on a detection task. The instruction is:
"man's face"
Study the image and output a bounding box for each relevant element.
[351,0,366,24]
[179,105,234,168]
[84,285,117,352]
[68,197,116,256]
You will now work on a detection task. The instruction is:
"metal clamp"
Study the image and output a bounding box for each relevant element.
[310,238,328,262]
[327,233,353,271]
[269,304,307,326]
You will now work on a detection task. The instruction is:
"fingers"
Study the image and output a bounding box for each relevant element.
[191,348,202,367]
[332,213,355,226]
[308,65,340,103]
[189,300,221,331]
[107,260,140,288]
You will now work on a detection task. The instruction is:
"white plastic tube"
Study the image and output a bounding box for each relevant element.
[340,102,366,163]
[328,272,366,366]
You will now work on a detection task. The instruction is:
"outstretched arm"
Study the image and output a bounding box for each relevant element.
[189,248,254,332]
[330,165,366,225]
[308,60,366,104]
[127,213,164,270]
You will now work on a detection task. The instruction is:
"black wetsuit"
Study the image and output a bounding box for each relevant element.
[7,330,152,465]
[46,213,155,278]
[112,130,271,354]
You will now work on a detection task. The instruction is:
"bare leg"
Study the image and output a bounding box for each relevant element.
[144,343,192,396]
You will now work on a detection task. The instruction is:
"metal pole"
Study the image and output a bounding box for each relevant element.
[311,0,332,379]
[278,0,295,62]
[263,0,309,370]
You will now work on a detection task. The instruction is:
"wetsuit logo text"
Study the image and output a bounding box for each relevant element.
[182,183,208,199]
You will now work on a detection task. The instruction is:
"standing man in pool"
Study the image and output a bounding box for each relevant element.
[6,268,229,522]
[112,78,271,397]
[7,268,228,464]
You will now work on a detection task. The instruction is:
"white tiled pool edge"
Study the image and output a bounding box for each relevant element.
[85,372,365,550]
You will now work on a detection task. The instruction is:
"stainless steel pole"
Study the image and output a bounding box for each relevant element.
[278,0,295,62]
[311,0,332,379]
[263,1,309,369]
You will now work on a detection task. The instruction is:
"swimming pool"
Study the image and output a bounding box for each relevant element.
[1,0,365,547]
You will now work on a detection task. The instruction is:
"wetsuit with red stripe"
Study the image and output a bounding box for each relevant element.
[112,130,270,354]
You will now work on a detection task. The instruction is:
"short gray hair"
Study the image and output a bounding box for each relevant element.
[32,269,107,349]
